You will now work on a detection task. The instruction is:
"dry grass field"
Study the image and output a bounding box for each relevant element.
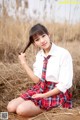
[0,17,80,120]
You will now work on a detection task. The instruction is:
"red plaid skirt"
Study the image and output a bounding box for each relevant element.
[20,81,72,110]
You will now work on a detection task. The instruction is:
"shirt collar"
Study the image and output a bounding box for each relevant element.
[41,43,57,57]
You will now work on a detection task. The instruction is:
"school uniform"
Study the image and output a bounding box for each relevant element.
[20,43,73,110]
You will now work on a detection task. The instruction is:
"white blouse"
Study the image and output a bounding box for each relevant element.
[33,43,73,93]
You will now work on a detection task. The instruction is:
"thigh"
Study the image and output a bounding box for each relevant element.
[7,97,25,112]
[16,100,43,117]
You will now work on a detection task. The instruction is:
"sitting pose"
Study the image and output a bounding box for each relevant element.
[7,23,73,117]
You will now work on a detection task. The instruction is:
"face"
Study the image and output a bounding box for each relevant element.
[32,33,51,53]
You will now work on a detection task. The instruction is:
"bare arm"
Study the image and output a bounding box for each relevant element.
[43,87,61,98]
[18,53,40,83]
[32,87,61,98]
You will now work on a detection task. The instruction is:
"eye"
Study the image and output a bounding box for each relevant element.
[34,38,40,42]
[42,34,46,38]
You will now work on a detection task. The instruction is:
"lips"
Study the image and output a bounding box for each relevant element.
[41,43,47,47]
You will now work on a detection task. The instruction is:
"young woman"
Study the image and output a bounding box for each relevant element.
[7,23,73,117]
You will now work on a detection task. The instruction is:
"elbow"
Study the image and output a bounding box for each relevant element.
[67,82,72,90]
[56,82,73,93]
[33,75,40,83]
[34,80,40,83]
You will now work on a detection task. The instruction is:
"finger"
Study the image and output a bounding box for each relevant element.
[32,95,37,98]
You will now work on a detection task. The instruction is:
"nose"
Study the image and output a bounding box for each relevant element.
[40,37,44,43]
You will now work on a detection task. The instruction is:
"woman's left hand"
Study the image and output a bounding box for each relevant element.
[32,93,45,98]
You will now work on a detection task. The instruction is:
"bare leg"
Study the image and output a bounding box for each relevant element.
[7,97,25,113]
[16,100,43,117]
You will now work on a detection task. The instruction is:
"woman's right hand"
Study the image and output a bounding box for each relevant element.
[18,53,26,65]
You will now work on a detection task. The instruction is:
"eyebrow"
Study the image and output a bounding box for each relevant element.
[34,37,40,41]
[34,34,47,42]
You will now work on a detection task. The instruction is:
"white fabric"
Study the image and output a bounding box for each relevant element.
[33,43,73,93]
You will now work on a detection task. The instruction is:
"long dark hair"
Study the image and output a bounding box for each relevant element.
[23,23,49,53]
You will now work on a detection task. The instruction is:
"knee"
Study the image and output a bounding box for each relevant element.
[16,105,30,116]
[16,105,24,116]
[7,102,16,112]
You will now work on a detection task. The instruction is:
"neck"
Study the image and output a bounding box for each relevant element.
[44,43,52,55]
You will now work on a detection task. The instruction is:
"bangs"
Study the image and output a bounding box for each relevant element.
[30,30,45,42]
[32,30,45,37]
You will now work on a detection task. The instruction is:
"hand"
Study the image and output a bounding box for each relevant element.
[32,93,45,98]
[18,53,26,65]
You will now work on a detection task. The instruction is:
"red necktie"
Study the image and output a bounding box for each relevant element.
[40,55,51,92]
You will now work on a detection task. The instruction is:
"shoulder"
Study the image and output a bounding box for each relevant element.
[55,44,71,57]
[52,44,72,63]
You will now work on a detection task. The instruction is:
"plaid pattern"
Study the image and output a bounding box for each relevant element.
[20,55,72,110]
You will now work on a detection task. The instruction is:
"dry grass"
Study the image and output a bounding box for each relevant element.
[0,17,80,62]
[0,17,33,62]
[0,17,80,115]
